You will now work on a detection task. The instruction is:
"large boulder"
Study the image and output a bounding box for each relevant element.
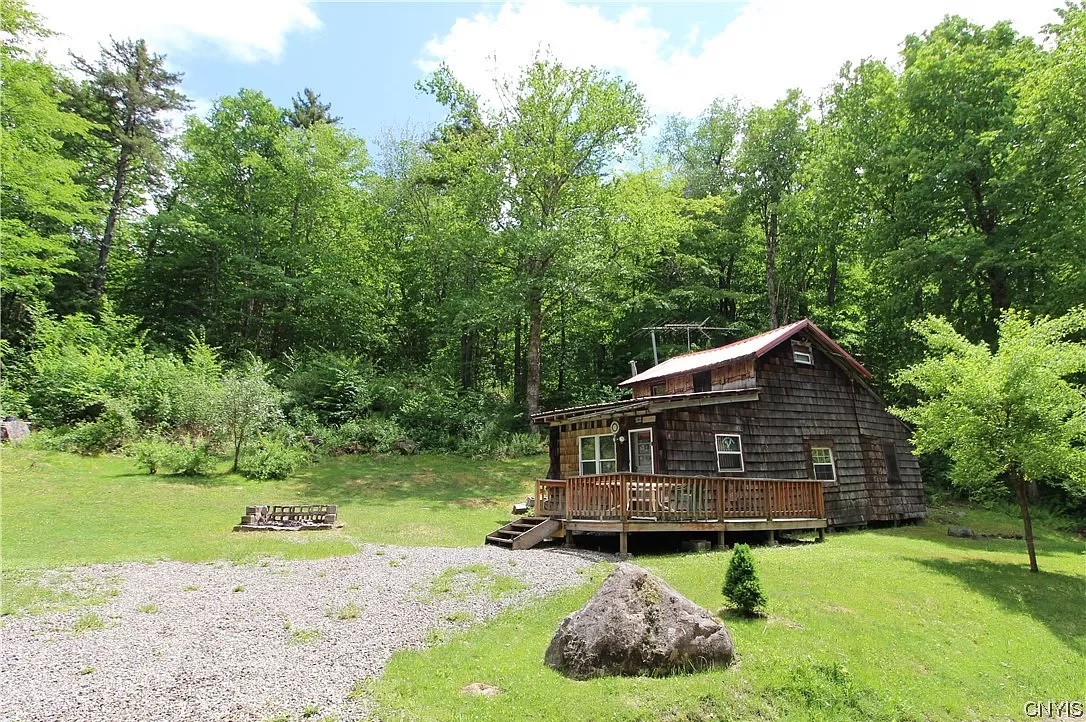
[544,563,735,679]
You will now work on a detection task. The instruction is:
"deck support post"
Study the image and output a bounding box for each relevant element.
[817,527,825,543]
[618,529,629,559]
[564,530,575,548]
[767,529,778,546]
[716,531,727,550]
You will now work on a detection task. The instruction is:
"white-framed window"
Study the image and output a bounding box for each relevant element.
[715,433,744,472]
[811,447,836,481]
[579,434,617,475]
[793,341,813,365]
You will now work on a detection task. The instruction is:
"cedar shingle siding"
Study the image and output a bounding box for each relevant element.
[541,322,926,528]
[653,342,924,526]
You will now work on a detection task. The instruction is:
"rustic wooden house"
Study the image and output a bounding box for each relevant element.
[486,319,926,554]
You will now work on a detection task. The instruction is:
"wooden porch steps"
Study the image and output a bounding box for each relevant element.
[485,517,562,550]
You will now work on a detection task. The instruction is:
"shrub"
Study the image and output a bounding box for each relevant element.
[54,399,138,454]
[163,436,217,476]
[215,361,284,473]
[282,350,376,425]
[722,543,767,616]
[357,416,405,453]
[126,436,174,474]
[239,435,309,480]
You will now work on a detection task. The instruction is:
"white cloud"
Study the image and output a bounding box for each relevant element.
[28,0,319,66]
[418,0,1059,119]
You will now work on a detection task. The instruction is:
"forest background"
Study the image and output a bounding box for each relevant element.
[2,0,1083,507]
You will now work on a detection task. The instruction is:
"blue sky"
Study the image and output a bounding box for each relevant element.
[31,0,1057,152]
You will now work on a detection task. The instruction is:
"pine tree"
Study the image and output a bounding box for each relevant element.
[722,543,767,615]
[287,88,341,128]
[70,38,189,301]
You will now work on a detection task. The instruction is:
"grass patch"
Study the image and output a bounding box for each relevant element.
[138,603,159,614]
[287,628,323,646]
[371,513,1085,722]
[1,448,543,570]
[1,569,119,617]
[72,612,106,633]
[327,601,362,620]
[346,679,373,701]
[425,564,526,601]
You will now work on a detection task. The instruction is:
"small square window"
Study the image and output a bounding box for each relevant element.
[651,383,666,396]
[715,434,744,472]
[811,446,836,481]
[793,343,813,365]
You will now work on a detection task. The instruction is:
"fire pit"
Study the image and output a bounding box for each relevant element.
[233,504,339,532]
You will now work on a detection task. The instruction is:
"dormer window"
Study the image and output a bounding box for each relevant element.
[793,341,813,365]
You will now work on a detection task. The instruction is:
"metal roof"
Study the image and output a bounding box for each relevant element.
[619,318,871,386]
[531,388,759,424]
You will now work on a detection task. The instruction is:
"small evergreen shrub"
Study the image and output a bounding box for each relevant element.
[722,543,767,616]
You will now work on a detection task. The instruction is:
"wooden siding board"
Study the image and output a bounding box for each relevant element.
[653,340,924,526]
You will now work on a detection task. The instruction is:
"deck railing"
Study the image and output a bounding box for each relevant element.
[535,473,824,522]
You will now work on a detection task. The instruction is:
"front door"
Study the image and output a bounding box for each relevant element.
[629,429,654,474]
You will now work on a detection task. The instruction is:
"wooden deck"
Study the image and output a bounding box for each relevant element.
[534,473,826,554]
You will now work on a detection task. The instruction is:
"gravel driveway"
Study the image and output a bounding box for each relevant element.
[1,545,605,722]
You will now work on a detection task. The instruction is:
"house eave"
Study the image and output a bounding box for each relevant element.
[531,388,760,426]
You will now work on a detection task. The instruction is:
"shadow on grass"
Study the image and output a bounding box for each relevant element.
[288,454,546,506]
[876,523,1082,559]
[911,557,1086,653]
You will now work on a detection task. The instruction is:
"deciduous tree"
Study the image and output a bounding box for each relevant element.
[892,309,1086,572]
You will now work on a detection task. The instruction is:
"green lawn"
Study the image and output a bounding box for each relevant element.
[1,446,543,569]
[373,522,1084,722]
[2,447,1083,721]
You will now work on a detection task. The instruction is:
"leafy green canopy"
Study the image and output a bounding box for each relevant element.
[892,308,1086,571]
[0,1,96,335]
[893,310,1086,495]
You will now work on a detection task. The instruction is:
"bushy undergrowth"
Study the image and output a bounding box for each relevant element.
[239,436,310,480]
[126,435,217,476]
[281,350,539,457]
[7,314,543,469]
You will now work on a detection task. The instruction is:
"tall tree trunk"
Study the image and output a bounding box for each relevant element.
[513,316,525,405]
[459,329,476,389]
[557,298,566,394]
[1012,470,1039,573]
[526,285,543,424]
[93,147,131,301]
[765,210,780,328]
[987,266,1009,330]
[232,436,243,474]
